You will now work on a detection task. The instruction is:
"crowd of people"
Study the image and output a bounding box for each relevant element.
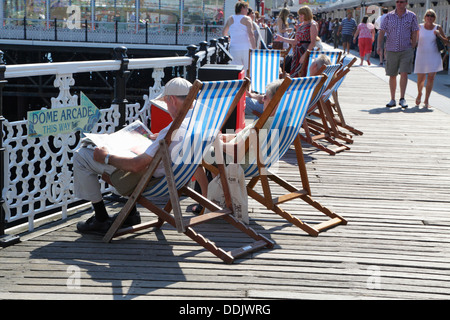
[223,1,448,110]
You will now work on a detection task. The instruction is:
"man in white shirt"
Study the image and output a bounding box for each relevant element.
[73,78,207,234]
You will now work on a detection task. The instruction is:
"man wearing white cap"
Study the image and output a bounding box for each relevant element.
[73,77,203,234]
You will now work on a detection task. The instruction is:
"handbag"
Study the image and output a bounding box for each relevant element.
[436,34,445,51]
[205,163,249,224]
[436,26,445,52]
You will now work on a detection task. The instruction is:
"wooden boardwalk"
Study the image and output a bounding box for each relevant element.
[1,64,450,300]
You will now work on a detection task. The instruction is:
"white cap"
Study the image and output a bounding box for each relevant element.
[158,77,192,98]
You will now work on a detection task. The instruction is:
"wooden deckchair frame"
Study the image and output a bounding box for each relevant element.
[304,65,355,145]
[204,76,347,237]
[330,56,363,136]
[305,57,362,148]
[300,64,351,155]
[103,78,274,264]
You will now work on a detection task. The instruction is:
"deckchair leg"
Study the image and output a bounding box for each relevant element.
[247,135,347,236]
[300,128,349,155]
[272,205,320,237]
[331,91,363,136]
[300,194,348,228]
[181,186,274,263]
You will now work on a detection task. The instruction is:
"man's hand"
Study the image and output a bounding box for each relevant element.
[93,147,109,164]
[149,133,158,140]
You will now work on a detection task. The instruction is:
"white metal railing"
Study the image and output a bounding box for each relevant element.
[1,54,193,232]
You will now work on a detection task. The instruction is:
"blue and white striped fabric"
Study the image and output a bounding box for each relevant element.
[243,76,325,178]
[249,49,282,94]
[326,56,355,100]
[144,79,245,197]
[306,50,342,76]
[307,64,342,111]
[322,66,350,103]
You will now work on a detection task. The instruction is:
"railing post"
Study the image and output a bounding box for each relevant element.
[85,19,88,42]
[175,22,179,45]
[209,39,218,65]
[112,46,129,129]
[145,21,148,44]
[23,17,27,40]
[54,18,58,41]
[185,45,198,83]
[0,51,20,247]
[199,41,208,66]
[115,20,119,43]
[218,37,225,64]
[205,21,208,42]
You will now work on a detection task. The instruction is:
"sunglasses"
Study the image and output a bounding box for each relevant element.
[425,14,436,18]
[396,1,406,3]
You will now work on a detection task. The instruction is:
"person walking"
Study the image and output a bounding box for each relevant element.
[414,9,448,108]
[353,16,375,66]
[332,18,340,49]
[375,7,389,65]
[339,12,357,55]
[275,6,318,78]
[223,1,257,73]
[275,8,292,49]
[377,0,419,109]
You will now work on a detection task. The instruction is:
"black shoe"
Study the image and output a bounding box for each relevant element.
[112,210,141,228]
[77,215,112,235]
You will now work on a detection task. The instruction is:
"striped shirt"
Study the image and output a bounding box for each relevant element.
[341,17,357,35]
[381,9,419,52]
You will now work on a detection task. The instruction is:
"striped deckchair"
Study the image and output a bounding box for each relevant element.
[301,63,351,155]
[312,65,355,144]
[205,76,347,237]
[248,49,282,94]
[103,78,274,264]
[305,56,362,147]
[331,56,363,136]
[299,49,343,77]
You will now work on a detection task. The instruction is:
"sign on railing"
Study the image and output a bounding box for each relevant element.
[27,92,101,137]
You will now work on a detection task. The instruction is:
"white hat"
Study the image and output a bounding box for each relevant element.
[159,77,192,98]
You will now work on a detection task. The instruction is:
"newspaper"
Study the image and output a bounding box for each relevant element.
[82,120,153,157]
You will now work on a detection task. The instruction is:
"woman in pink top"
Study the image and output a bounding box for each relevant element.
[353,16,375,66]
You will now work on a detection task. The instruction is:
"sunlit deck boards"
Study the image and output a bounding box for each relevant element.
[1,64,450,300]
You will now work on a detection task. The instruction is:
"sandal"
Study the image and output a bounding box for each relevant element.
[415,94,422,107]
[415,98,421,106]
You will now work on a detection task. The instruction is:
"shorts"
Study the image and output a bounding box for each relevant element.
[342,34,353,44]
[385,48,414,76]
[358,37,373,57]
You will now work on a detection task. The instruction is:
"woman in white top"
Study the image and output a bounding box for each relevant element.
[223,1,256,73]
[414,9,448,108]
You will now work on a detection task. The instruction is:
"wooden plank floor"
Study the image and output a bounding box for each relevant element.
[1,65,450,300]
